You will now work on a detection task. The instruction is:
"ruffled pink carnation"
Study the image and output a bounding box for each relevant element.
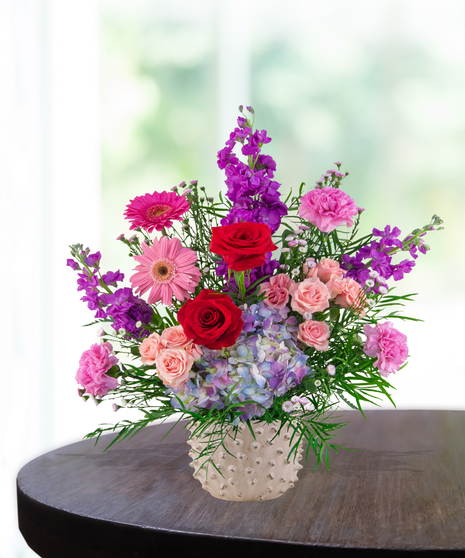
[298,187,362,233]
[259,273,295,308]
[363,321,408,377]
[124,191,190,233]
[76,342,118,397]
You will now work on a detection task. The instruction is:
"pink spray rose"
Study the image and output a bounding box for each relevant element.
[139,332,163,365]
[155,348,194,388]
[76,342,119,397]
[334,278,368,316]
[185,342,203,361]
[298,320,330,351]
[363,321,408,377]
[325,275,347,299]
[289,277,330,315]
[298,187,362,233]
[160,325,202,360]
[259,273,295,308]
[160,325,190,349]
[316,258,345,283]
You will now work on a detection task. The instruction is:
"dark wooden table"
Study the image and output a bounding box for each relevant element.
[17,410,465,557]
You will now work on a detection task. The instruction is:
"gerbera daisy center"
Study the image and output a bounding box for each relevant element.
[146,204,170,220]
[151,258,177,283]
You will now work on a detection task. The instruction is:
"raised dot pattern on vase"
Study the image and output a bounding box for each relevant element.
[187,421,303,501]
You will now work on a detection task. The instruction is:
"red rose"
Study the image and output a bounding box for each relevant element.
[177,289,244,350]
[210,222,278,272]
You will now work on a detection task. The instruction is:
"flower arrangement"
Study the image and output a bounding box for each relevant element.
[68,106,443,472]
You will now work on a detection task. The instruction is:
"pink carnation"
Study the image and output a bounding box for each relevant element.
[298,187,362,233]
[259,273,295,308]
[363,321,408,377]
[76,342,118,397]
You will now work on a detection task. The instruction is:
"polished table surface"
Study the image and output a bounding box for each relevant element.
[17,410,465,557]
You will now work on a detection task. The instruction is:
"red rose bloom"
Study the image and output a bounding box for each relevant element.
[177,289,244,350]
[210,222,278,272]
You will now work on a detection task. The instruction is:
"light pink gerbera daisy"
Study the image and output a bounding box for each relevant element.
[124,191,190,233]
[130,236,201,305]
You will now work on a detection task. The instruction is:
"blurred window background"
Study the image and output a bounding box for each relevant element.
[2,0,464,556]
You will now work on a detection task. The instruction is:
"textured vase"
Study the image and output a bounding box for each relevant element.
[187,421,303,501]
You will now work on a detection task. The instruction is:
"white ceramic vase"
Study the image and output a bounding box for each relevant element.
[187,421,303,501]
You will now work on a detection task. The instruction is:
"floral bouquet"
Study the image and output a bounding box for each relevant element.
[68,106,442,493]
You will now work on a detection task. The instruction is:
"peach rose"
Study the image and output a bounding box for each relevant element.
[160,325,190,349]
[316,258,345,283]
[334,278,368,316]
[185,341,203,361]
[139,332,163,365]
[298,320,330,351]
[155,348,193,388]
[260,273,295,308]
[289,277,330,315]
[326,275,348,299]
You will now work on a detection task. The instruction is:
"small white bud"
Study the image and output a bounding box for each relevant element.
[367,299,376,308]
[291,268,299,276]
[297,239,307,245]
[365,279,375,288]
[96,327,105,337]
[202,266,210,273]
[298,246,306,253]
[314,380,322,387]
[136,321,142,328]
[112,403,118,412]
[304,311,312,320]
[369,270,379,279]
[379,286,388,295]
[281,248,290,253]
[119,328,125,335]
[120,398,128,407]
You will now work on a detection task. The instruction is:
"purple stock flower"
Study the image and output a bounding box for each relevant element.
[341,224,420,292]
[67,259,80,271]
[100,287,152,338]
[84,251,101,268]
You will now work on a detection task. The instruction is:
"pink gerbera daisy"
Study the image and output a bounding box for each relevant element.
[124,191,190,233]
[130,236,201,305]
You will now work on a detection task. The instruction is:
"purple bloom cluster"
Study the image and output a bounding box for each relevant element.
[216,109,288,291]
[217,116,287,233]
[341,225,422,291]
[67,251,152,339]
[170,302,311,421]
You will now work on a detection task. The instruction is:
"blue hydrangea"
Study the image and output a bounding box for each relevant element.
[169,302,312,420]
